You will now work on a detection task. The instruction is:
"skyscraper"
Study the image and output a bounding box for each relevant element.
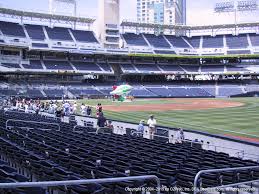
[137,0,186,25]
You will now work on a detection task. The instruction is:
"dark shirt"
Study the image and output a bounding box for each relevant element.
[87,108,92,116]
[56,110,62,117]
[97,116,107,127]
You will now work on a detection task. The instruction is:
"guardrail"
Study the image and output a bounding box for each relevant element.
[6,119,61,131]
[193,166,259,194]
[0,175,161,194]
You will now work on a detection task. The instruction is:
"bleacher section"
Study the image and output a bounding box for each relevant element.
[218,87,244,97]
[45,27,73,41]
[0,63,21,69]
[44,60,73,71]
[69,89,103,97]
[134,64,160,72]
[158,64,183,73]
[98,63,112,72]
[0,21,26,37]
[226,34,249,49]
[201,65,224,73]
[43,89,65,98]
[0,20,258,56]
[144,34,171,48]
[181,65,199,73]
[249,33,259,47]
[5,82,259,98]
[186,36,201,48]
[72,62,102,72]
[0,89,17,96]
[130,88,156,97]
[26,89,44,98]
[120,64,137,72]
[226,65,248,72]
[0,111,257,193]
[24,24,46,40]
[122,33,148,46]
[164,36,190,48]
[22,60,43,70]
[202,35,224,48]
[71,29,98,43]
[147,87,173,97]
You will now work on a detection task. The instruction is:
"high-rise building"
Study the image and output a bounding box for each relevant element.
[137,0,186,25]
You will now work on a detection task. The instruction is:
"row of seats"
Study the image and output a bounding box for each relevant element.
[0,21,98,43]
[121,63,249,73]
[1,60,113,72]
[0,85,255,98]
[0,110,258,193]
[122,33,259,49]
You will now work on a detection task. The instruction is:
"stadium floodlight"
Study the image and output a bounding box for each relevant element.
[215,1,235,12]
[214,0,258,24]
[237,0,258,11]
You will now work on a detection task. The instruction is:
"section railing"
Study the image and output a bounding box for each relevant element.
[0,175,161,194]
[193,166,259,194]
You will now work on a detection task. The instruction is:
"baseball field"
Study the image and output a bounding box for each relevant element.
[76,97,259,143]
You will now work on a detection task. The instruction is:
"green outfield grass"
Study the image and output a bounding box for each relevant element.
[75,98,259,140]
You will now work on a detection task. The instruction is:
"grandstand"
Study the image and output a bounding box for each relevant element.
[0,1,258,194]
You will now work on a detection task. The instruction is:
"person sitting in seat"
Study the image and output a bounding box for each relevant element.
[107,120,114,133]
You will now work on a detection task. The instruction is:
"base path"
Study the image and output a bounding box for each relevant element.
[103,99,244,112]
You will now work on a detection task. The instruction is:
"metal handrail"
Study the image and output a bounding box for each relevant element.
[193,166,259,194]
[0,175,161,194]
[6,119,61,131]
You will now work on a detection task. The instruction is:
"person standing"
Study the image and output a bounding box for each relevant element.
[81,103,86,115]
[97,112,107,129]
[137,120,145,137]
[86,106,92,116]
[147,115,157,140]
[176,128,185,143]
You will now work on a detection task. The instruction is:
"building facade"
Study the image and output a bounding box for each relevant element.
[137,0,186,25]
[98,0,120,48]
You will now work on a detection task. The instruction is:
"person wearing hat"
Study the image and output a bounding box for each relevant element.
[137,120,145,137]
[147,115,157,140]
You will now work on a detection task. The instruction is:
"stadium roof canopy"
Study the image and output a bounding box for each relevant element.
[121,20,259,34]
[0,7,95,25]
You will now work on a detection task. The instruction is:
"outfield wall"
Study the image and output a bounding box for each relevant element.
[75,115,259,162]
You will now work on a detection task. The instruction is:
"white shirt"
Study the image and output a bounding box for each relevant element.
[24,104,28,112]
[147,118,157,128]
[81,105,86,114]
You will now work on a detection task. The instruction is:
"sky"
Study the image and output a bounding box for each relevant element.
[0,0,258,25]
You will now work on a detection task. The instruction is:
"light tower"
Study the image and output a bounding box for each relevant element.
[214,0,258,34]
[98,0,120,48]
[48,0,77,16]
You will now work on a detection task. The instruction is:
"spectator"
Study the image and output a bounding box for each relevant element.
[98,103,103,113]
[96,103,102,117]
[137,120,145,137]
[63,101,70,116]
[147,115,157,140]
[81,103,86,115]
[107,120,114,132]
[97,112,107,129]
[72,102,78,114]
[175,128,185,143]
[87,106,92,116]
